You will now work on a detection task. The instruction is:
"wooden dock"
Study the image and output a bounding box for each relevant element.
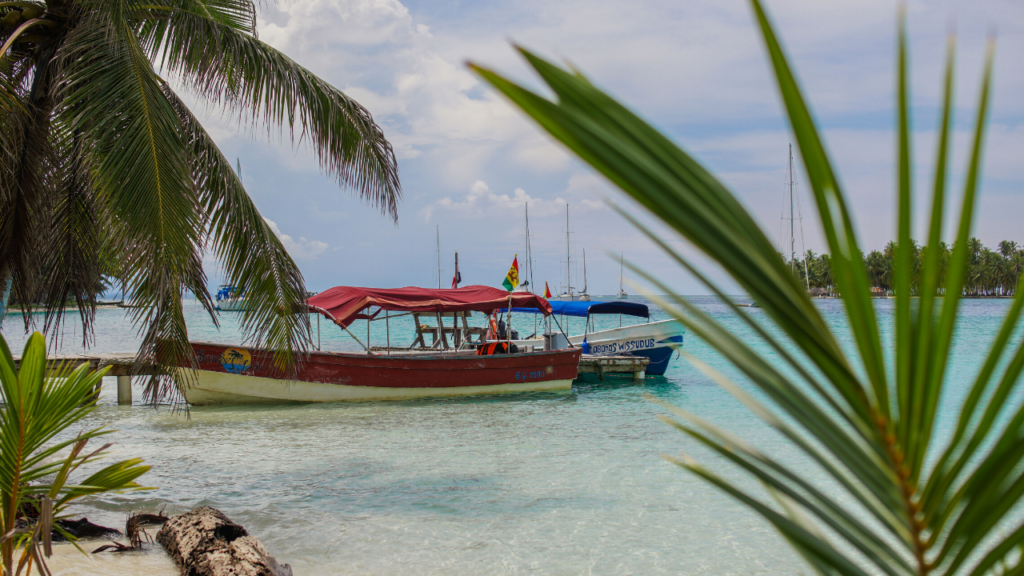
[578,354,649,380]
[12,353,147,406]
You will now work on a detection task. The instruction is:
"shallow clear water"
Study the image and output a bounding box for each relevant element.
[1,296,1018,575]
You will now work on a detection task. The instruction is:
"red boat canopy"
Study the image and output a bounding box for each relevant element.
[307,285,554,328]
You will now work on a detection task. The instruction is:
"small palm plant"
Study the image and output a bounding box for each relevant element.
[1,332,150,574]
[471,1,1023,573]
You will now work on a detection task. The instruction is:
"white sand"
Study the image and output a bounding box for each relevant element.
[44,542,176,576]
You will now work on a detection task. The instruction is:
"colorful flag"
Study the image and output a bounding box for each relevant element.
[451,251,462,288]
[502,255,520,292]
[544,281,552,299]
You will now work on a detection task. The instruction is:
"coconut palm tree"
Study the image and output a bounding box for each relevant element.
[0,1,401,402]
[472,1,1024,572]
[865,250,888,293]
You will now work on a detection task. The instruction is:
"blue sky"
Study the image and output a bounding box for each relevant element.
[184,0,1022,295]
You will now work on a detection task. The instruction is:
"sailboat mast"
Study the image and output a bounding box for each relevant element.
[565,204,571,296]
[525,204,534,291]
[789,143,796,273]
[436,225,441,289]
[582,249,588,293]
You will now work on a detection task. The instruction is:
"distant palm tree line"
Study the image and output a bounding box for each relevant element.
[788,238,1023,297]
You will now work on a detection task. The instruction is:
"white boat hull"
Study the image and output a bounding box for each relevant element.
[182,369,574,404]
[216,298,248,311]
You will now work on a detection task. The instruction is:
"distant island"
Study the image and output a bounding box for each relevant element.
[788,238,1022,298]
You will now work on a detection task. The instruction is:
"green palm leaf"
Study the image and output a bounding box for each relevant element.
[1,0,402,403]
[140,0,402,218]
[164,85,311,376]
[471,0,1012,572]
[0,332,151,574]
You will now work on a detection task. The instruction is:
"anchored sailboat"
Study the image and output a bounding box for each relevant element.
[578,249,591,301]
[617,253,628,299]
[513,204,536,294]
[554,204,576,301]
[216,159,250,312]
[779,144,810,291]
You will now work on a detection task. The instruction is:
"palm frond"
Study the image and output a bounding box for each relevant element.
[163,84,312,374]
[139,0,402,219]
[38,123,105,347]
[471,0,1011,572]
[55,7,213,403]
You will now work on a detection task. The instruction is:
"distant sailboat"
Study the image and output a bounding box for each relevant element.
[554,204,576,301]
[513,204,535,294]
[617,253,628,299]
[216,159,250,312]
[779,143,810,292]
[578,249,591,301]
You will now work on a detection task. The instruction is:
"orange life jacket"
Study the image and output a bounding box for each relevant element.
[476,342,515,356]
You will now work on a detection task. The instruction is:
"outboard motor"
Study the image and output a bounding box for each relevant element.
[497,320,519,341]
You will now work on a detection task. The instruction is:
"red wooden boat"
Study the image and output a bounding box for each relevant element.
[181,286,581,405]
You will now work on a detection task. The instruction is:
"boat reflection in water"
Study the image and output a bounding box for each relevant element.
[180,285,581,405]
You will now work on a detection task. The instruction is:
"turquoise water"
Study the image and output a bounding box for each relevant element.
[1,297,1018,574]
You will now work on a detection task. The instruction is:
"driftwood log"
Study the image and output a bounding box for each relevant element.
[156,506,292,576]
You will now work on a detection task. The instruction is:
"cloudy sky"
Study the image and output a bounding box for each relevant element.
[189,0,1022,295]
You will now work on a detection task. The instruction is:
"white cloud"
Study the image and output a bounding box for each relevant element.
[421,180,574,221]
[263,218,330,260]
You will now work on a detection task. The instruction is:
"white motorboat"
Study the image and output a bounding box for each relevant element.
[500,300,683,376]
[215,285,248,311]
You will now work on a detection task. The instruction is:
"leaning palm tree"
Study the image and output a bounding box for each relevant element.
[0,1,401,403]
[472,1,1024,572]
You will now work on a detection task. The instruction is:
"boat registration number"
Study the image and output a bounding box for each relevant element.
[515,366,553,381]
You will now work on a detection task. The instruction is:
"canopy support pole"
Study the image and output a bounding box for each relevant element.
[343,325,369,352]
[386,310,390,355]
[436,312,449,350]
[550,314,575,348]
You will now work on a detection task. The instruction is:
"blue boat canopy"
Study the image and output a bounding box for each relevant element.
[505,300,649,319]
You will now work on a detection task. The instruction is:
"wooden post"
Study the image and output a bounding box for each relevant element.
[117,375,132,405]
[436,312,449,349]
[452,313,460,349]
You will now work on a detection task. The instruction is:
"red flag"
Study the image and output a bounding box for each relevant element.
[544,281,552,299]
